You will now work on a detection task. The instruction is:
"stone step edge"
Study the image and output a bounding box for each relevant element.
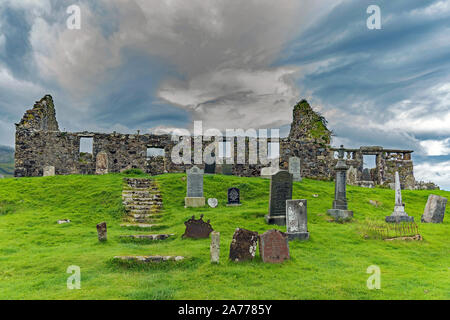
[119,234,174,240]
[113,256,184,263]
[120,223,160,228]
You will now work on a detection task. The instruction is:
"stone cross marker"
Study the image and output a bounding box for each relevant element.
[187,166,204,197]
[259,229,290,263]
[289,157,302,182]
[95,151,108,175]
[421,194,447,223]
[385,171,414,223]
[265,170,293,226]
[229,228,258,262]
[43,166,55,177]
[327,145,353,221]
[286,199,309,240]
[227,188,241,206]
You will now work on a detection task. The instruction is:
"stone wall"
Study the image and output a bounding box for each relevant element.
[14,95,416,187]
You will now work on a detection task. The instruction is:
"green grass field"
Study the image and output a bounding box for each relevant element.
[0,173,448,300]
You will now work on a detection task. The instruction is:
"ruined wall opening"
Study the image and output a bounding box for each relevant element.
[146,147,165,159]
[362,155,376,181]
[79,137,93,155]
[268,142,280,159]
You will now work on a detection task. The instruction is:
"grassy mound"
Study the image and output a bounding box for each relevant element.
[0,173,448,299]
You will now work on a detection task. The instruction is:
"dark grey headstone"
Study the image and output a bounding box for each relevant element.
[205,154,216,174]
[227,188,241,205]
[266,170,293,225]
[187,166,204,197]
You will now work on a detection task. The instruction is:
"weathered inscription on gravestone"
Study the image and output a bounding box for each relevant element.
[186,166,204,197]
[43,166,55,177]
[210,231,220,264]
[286,200,309,240]
[182,215,214,239]
[95,151,108,175]
[96,222,107,241]
[229,228,258,262]
[227,188,241,206]
[289,157,302,182]
[259,229,290,263]
[266,170,293,225]
[421,194,447,223]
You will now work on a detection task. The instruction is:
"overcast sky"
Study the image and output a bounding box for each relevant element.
[0,0,449,189]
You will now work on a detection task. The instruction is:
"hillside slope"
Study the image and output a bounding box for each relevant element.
[0,145,14,177]
[0,173,448,300]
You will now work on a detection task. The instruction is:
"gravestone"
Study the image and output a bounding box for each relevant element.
[43,166,55,177]
[227,188,241,206]
[185,166,205,207]
[208,198,218,208]
[182,215,214,239]
[289,157,302,182]
[222,164,233,175]
[286,200,309,240]
[229,228,258,262]
[260,166,279,179]
[210,231,220,264]
[265,170,293,226]
[95,151,109,175]
[327,146,353,221]
[385,171,414,223]
[259,229,290,263]
[421,194,447,223]
[96,222,107,241]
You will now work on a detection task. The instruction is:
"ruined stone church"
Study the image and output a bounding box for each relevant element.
[14,95,416,189]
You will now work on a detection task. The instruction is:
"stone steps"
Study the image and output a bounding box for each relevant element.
[121,177,163,225]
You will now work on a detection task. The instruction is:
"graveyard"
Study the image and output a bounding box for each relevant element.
[0,171,448,300]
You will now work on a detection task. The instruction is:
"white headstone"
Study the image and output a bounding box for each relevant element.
[289,157,302,182]
[43,166,55,177]
[208,198,218,208]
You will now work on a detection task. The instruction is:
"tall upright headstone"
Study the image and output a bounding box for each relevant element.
[258,229,290,263]
[327,145,353,220]
[95,151,108,175]
[185,166,205,207]
[286,200,309,240]
[210,231,220,264]
[385,171,414,223]
[289,157,302,182]
[265,170,293,226]
[221,164,233,175]
[421,194,447,223]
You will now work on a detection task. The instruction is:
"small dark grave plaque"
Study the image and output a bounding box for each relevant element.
[182,215,214,239]
[227,187,241,205]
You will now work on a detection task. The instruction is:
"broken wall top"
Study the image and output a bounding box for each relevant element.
[16,95,59,131]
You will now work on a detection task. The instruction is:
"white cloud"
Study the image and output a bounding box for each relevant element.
[415,161,450,191]
[420,138,450,156]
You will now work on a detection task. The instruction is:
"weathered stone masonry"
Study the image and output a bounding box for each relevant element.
[14,96,416,189]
